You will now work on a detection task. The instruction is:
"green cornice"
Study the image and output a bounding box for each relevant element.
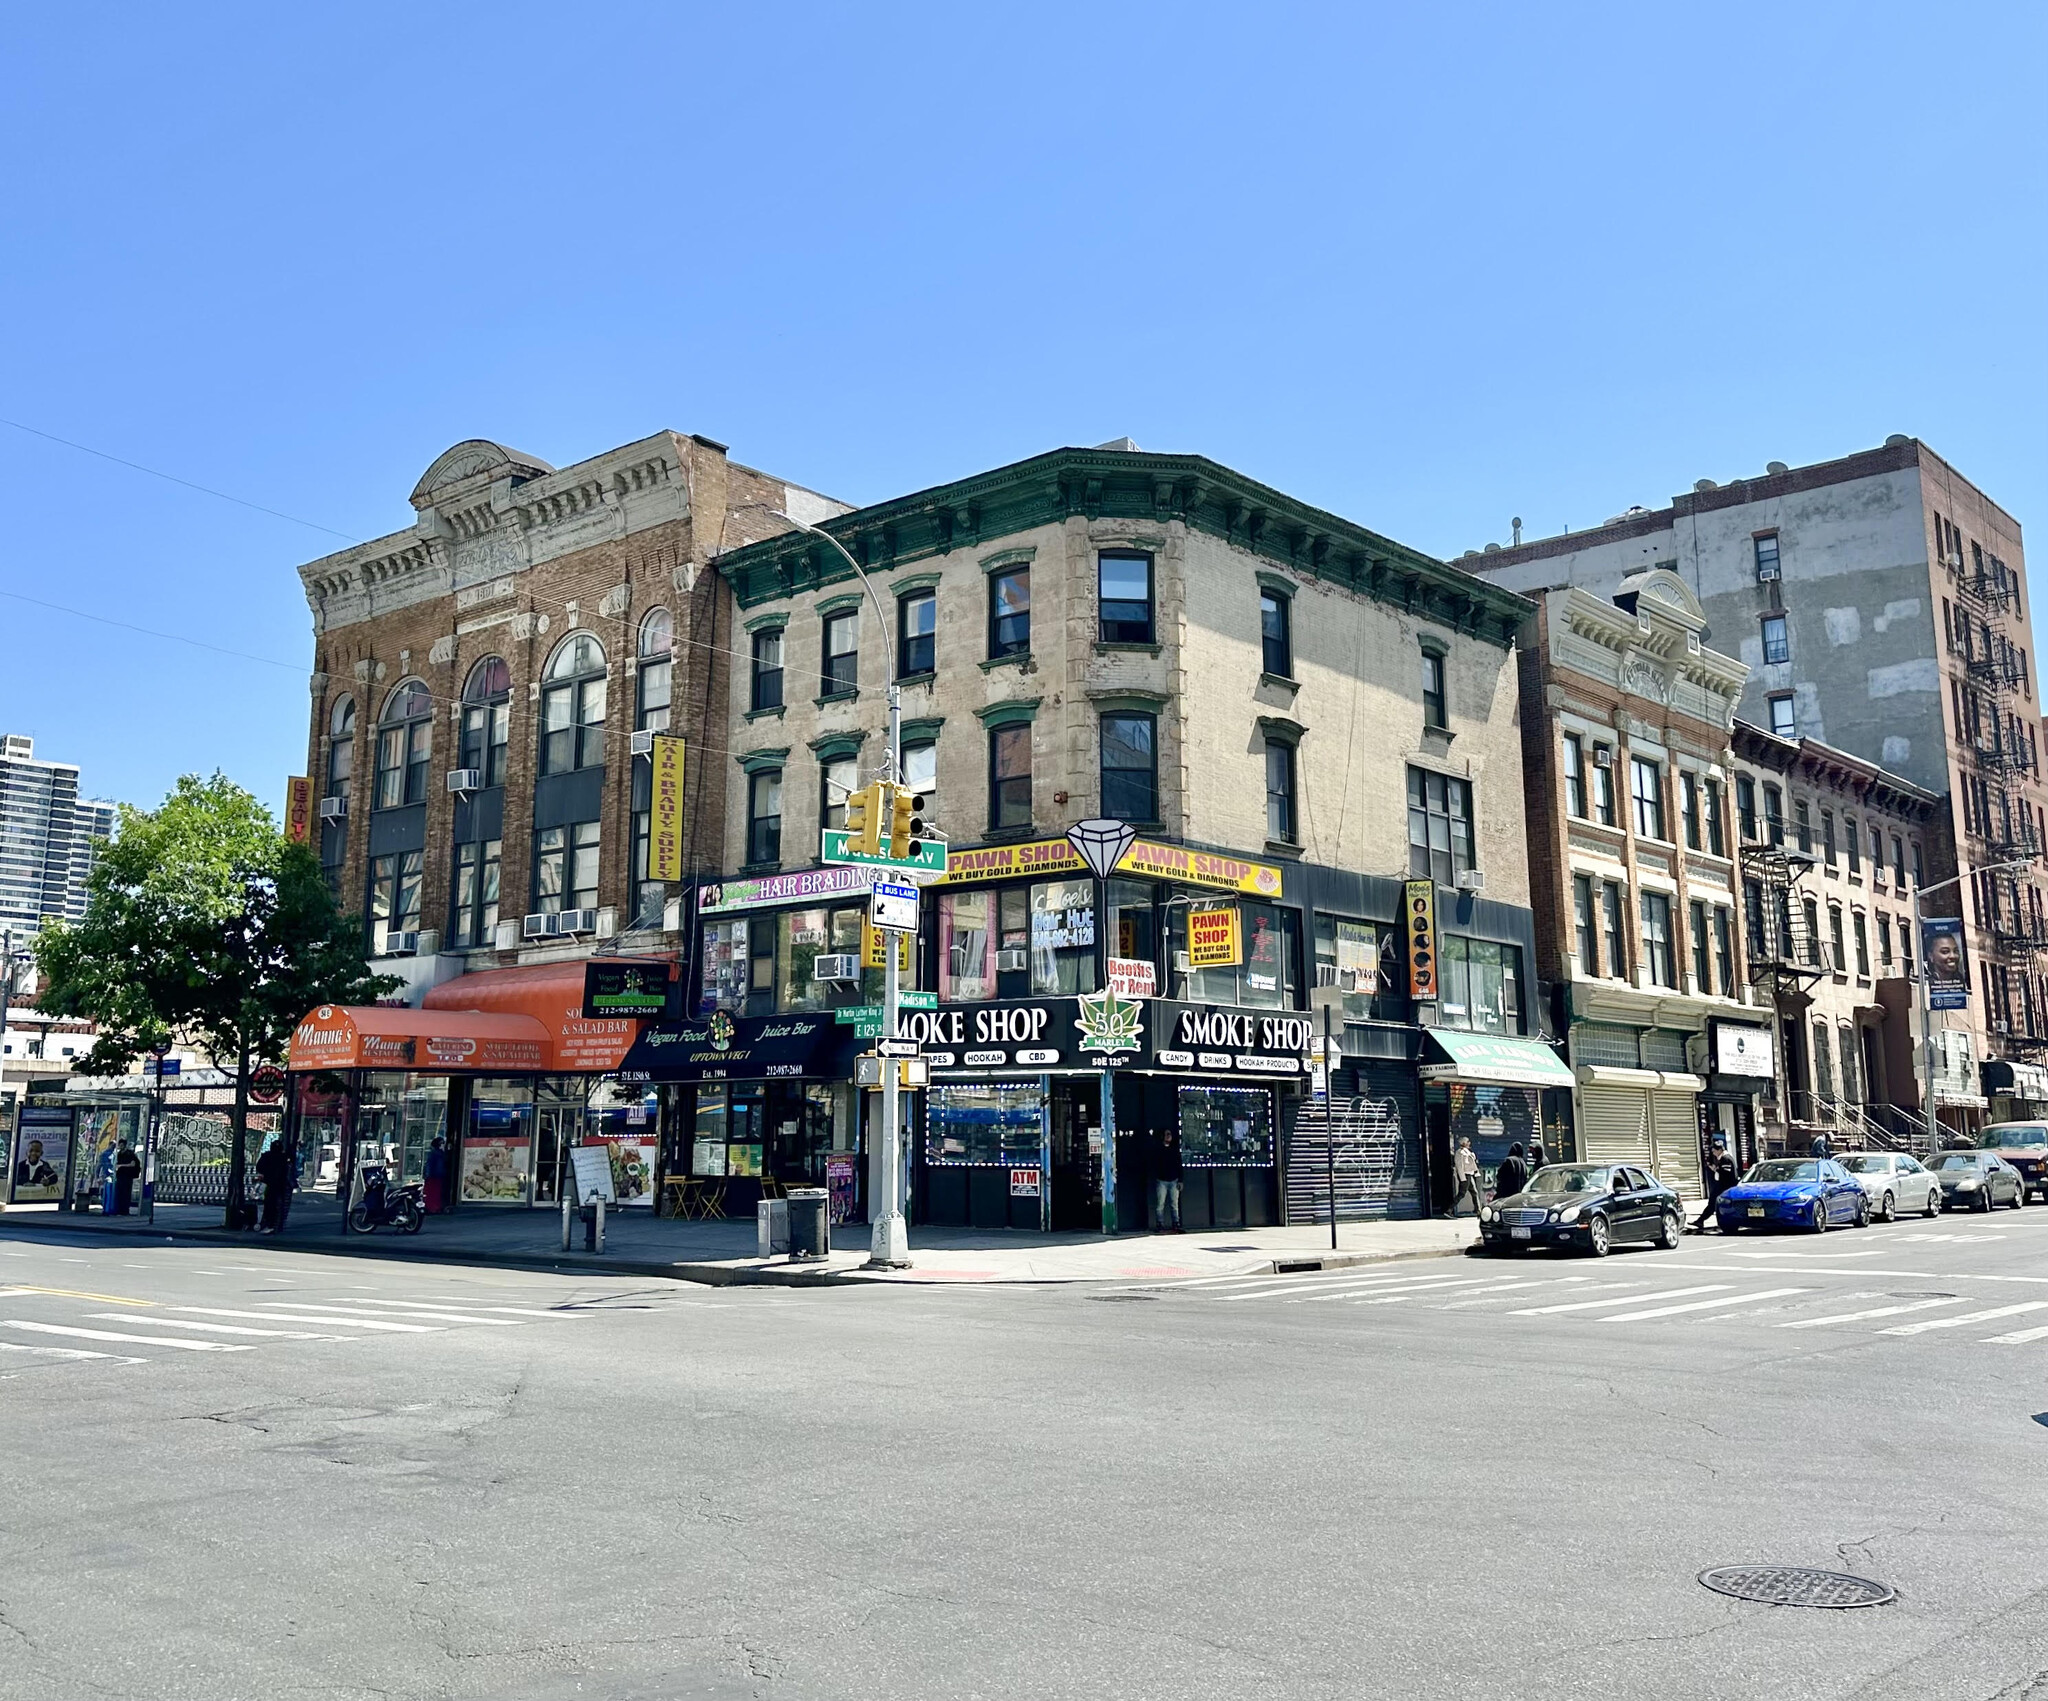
[734,746,789,775]
[816,593,863,618]
[808,730,868,761]
[712,446,1532,648]
[890,571,943,597]
[899,716,946,743]
[975,699,1041,729]
[743,611,789,633]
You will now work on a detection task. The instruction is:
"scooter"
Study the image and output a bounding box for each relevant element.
[348,1165,425,1234]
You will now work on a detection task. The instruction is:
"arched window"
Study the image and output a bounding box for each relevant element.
[636,609,673,735]
[326,697,356,804]
[375,679,434,809]
[459,657,511,788]
[540,634,607,775]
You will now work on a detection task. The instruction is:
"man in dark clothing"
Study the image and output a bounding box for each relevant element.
[1528,1137,1549,1174]
[255,1139,289,1234]
[1152,1128,1183,1232]
[1694,1137,1739,1231]
[1494,1142,1529,1202]
[113,1144,141,1215]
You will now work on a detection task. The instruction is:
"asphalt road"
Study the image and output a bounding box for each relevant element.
[3,1208,2046,1701]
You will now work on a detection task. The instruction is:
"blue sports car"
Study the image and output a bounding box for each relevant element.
[1715,1157,1869,1234]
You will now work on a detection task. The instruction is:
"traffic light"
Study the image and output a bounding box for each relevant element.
[843,781,882,858]
[888,783,927,859]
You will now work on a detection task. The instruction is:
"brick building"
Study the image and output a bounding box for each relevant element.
[296,433,847,996]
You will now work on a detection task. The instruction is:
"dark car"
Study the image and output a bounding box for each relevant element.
[1715,1157,1868,1234]
[1480,1163,1683,1258]
[1975,1123,2048,1203]
[1928,1149,2026,1212]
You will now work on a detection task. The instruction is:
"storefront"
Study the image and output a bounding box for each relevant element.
[1702,1019,1773,1170]
[1415,1029,1575,1206]
[1981,1060,2048,1125]
[285,960,654,1210]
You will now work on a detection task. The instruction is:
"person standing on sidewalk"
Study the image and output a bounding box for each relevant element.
[113,1143,141,1215]
[1494,1142,1529,1202]
[1151,1126,1183,1232]
[424,1135,449,1215]
[1451,1137,1482,1217]
[1693,1137,1738,1232]
[254,1138,288,1234]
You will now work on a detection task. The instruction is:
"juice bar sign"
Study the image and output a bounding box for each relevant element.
[1155,1006,1310,1075]
[900,1000,1081,1070]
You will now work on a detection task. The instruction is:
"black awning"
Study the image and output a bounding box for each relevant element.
[616,1011,857,1083]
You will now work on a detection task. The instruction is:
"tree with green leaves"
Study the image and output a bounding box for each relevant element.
[36,773,396,1226]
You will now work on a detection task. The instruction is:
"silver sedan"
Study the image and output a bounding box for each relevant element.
[1838,1151,1941,1221]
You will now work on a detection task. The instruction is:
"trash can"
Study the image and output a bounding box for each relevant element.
[786,1187,829,1260]
[756,1196,790,1257]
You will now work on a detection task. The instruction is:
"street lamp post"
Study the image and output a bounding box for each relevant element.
[1911,856,2031,1153]
[774,512,911,1269]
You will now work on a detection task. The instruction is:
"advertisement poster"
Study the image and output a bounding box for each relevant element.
[10,1105,70,1203]
[1405,879,1438,1000]
[75,1107,122,1201]
[589,1134,656,1205]
[826,1152,858,1224]
[1188,906,1242,968]
[460,1136,532,1202]
[1923,916,1969,1011]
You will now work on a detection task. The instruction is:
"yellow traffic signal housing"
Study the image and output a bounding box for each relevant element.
[843,781,882,857]
[888,783,924,859]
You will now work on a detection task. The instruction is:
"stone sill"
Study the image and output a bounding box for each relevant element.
[1094,642,1163,659]
[744,705,786,722]
[814,690,861,708]
[981,652,1034,674]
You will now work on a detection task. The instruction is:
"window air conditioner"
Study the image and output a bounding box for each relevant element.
[318,796,347,821]
[629,730,655,757]
[1173,950,1192,974]
[556,908,599,936]
[523,912,555,941]
[1456,869,1487,893]
[384,930,421,957]
[1756,562,1780,583]
[493,920,521,950]
[446,769,482,794]
[995,946,1029,973]
[1593,746,1613,768]
[813,953,860,983]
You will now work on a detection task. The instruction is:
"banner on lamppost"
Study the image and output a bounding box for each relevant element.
[284,777,313,845]
[650,734,686,882]
[1922,915,1969,1010]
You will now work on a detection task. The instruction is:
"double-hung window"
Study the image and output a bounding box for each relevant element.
[1563,734,1587,818]
[1098,552,1154,644]
[989,726,1032,830]
[1407,767,1474,885]
[898,590,936,679]
[1573,874,1598,975]
[1640,891,1675,988]
[1591,746,1616,825]
[1680,772,1702,849]
[375,680,434,808]
[636,610,673,734]
[1845,814,1861,873]
[822,612,859,696]
[1736,774,1757,841]
[1601,882,1629,981]
[1261,590,1292,677]
[1631,757,1665,841]
[451,839,501,949]
[1828,904,1846,972]
[989,567,1030,658]
[1761,613,1789,664]
[746,769,783,866]
[1099,713,1158,821]
[1690,898,1711,991]
[1768,692,1796,737]
[539,636,607,775]
[459,658,511,788]
[1713,908,1734,995]
[534,822,599,915]
[820,756,859,832]
[1705,778,1726,855]
[1266,739,1298,844]
[367,849,423,953]
[1421,647,1447,730]
[750,629,785,712]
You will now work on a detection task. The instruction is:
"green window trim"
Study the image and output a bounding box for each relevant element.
[890,570,944,597]
[898,716,946,742]
[808,730,869,761]
[1258,715,1307,743]
[1086,688,1170,712]
[975,699,1041,730]
[743,611,789,634]
[979,546,1036,575]
[735,747,790,776]
[816,594,863,618]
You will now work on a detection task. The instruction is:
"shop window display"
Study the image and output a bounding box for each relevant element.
[926,1082,1047,1167]
[1312,915,1406,1022]
[463,1078,535,1203]
[1178,1085,1274,1166]
[1029,878,1099,995]
[1437,937,1523,1034]
[1176,899,1298,1009]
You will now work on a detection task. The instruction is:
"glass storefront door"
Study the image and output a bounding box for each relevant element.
[463,1077,536,1203]
[1048,1078,1102,1231]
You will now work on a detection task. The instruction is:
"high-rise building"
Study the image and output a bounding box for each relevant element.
[0,735,114,942]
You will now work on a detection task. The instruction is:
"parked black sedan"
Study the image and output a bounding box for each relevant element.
[1927,1149,2028,1212]
[1479,1163,1684,1257]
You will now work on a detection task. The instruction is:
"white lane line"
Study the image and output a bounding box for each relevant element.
[1779,1298,1964,1329]
[58,1258,88,1265]
[1599,1287,1807,1323]
[1510,1284,1719,1316]
[1223,1270,1478,1301]
[1882,1301,2048,1336]
[1983,1323,2048,1344]
[166,1307,443,1333]
[1,1320,253,1352]
[249,1302,524,1327]
[345,1299,583,1320]
[0,1340,131,1361]
[88,1314,331,1339]
[1299,1276,1504,1305]
[1731,1248,1890,1260]
[1634,1261,2048,1285]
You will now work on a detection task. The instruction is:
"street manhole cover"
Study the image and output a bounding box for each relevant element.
[1699,1566,1894,1609]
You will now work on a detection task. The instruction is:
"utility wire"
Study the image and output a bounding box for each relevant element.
[0,416,363,542]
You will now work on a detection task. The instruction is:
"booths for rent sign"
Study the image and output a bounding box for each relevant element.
[1187,906,1242,968]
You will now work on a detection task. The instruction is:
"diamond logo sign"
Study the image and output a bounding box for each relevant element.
[1065,818,1137,880]
[1075,986,1144,1057]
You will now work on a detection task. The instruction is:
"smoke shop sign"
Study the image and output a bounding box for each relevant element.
[1154,1004,1311,1074]
[899,999,1079,1069]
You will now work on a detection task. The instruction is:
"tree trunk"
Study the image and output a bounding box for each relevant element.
[225,1038,251,1230]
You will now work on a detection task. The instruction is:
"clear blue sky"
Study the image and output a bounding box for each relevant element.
[4,2,2042,814]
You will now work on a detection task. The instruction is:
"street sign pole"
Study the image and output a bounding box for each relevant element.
[872,673,911,1268]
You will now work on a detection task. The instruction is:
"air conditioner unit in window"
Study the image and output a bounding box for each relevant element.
[318,796,347,821]
[1756,562,1780,583]
[493,920,521,950]
[384,930,421,957]
[1592,746,1612,768]
[995,946,1029,973]
[1173,950,1191,974]
[523,912,555,941]
[813,953,861,984]
[556,908,599,936]
[446,769,482,794]
[629,729,655,757]
[1457,869,1487,893]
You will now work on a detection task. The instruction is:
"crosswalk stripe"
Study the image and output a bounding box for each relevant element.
[1881,1301,2048,1337]
[1598,1287,1806,1323]
[1223,1270,1476,1301]
[0,1320,253,1352]
[1435,1279,1588,1306]
[1295,1275,1501,1305]
[0,1340,130,1361]
[1509,1284,1707,1315]
[1982,1322,2048,1344]
[335,1298,578,1321]
[166,1307,444,1333]
[88,1314,332,1339]
[1778,1298,1963,1329]
[246,1302,524,1327]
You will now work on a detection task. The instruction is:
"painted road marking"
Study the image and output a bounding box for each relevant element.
[1983,1323,2048,1344]
[0,1285,154,1307]
[1297,1275,1502,1304]
[1598,1287,1807,1323]
[165,1307,444,1333]
[1881,1301,2048,1336]
[1778,1298,1964,1329]
[353,1299,586,1320]
[1,1320,252,1352]
[1510,1285,1719,1316]
[248,1302,524,1327]
[0,1340,132,1361]
[89,1314,332,1339]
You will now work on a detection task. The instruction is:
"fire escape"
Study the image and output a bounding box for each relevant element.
[1953,560,2047,1056]
[1741,833,1825,1147]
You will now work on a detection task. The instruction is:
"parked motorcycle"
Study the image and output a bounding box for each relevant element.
[348,1165,425,1234]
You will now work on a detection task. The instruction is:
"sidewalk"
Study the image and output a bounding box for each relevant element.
[0,1195,1481,1287]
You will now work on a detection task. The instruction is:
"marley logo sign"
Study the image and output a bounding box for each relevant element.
[1075,987,1144,1057]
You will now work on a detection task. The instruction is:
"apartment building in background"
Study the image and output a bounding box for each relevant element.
[0,735,114,943]
[1470,437,2047,1115]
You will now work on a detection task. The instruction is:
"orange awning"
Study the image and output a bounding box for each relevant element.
[422,960,661,1072]
[287,1004,550,1073]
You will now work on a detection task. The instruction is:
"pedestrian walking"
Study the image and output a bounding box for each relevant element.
[1494,1142,1529,1202]
[112,1143,141,1215]
[254,1137,289,1234]
[1451,1136,1483,1217]
[1694,1137,1738,1231]
[423,1134,449,1215]
[1528,1136,1549,1174]
[1151,1126,1183,1232]
[1810,1133,1831,1162]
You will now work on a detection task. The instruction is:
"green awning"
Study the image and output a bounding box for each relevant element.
[1418,1029,1575,1089]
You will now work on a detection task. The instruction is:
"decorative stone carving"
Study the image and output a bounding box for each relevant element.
[353,660,373,683]
[399,649,411,668]
[510,612,536,641]
[1621,656,1670,704]
[428,635,455,665]
[599,584,630,619]
[673,562,699,593]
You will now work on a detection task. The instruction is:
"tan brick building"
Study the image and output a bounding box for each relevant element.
[295,433,846,996]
